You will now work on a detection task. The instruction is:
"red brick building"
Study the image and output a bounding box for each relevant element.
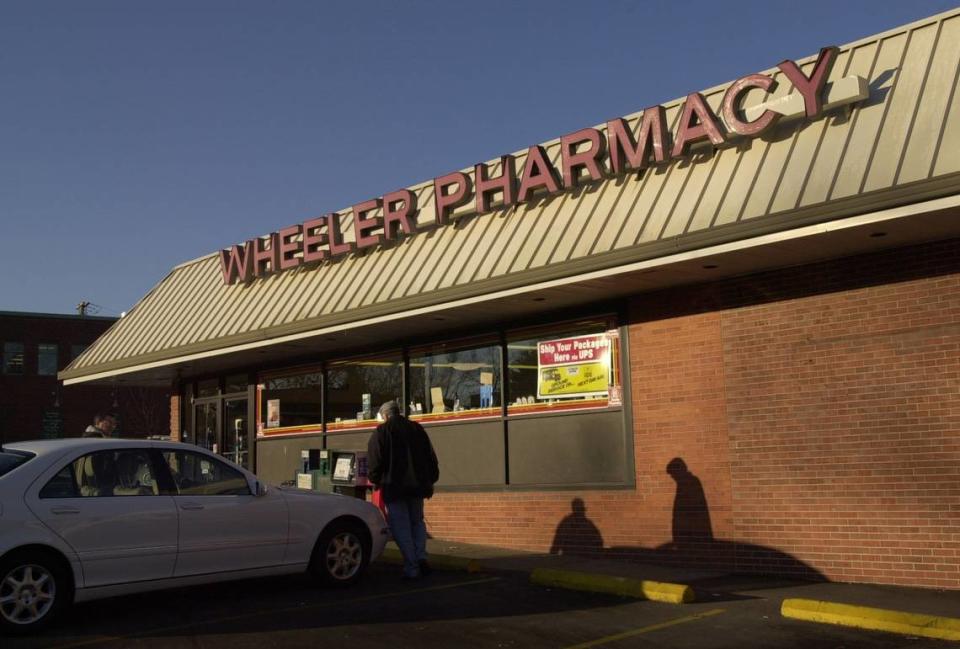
[0,311,170,443]
[63,10,960,588]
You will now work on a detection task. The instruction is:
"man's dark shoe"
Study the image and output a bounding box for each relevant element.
[418,560,432,576]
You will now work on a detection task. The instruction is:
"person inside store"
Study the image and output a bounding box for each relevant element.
[83,413,117,438]
[367,400,440,580]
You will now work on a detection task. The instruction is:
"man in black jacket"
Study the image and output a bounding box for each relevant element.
[368,401,440,580]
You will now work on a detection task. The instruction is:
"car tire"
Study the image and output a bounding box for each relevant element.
[0,550,72,635]
[310,521,370,587]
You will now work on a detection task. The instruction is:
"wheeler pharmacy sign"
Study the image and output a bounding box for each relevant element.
[221,47,865,285]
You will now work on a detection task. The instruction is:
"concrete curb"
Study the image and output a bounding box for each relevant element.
[781,598,960,642]
[530,567,695,604]
[378,547,483,573]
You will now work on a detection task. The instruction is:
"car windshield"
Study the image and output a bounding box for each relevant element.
[0,450,35,477]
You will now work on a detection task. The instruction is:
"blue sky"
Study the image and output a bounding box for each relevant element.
[2,0,957,316]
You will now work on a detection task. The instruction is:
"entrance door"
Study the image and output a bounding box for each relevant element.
[194,401,219,453]
[192,397,251,470]
[223,398,248,469]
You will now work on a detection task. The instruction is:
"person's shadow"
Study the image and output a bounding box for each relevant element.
[548,458,825,582]
[666,457,714,548]
[549,497,604,556]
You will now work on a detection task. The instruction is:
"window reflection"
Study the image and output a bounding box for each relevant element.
[261,371,322,432]
[325,356,402,431]
[409,340,500,423]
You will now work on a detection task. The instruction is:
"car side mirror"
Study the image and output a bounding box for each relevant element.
[254,480,267,497]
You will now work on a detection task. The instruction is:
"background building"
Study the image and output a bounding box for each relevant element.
[0,311,170,443]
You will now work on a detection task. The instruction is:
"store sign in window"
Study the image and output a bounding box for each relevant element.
[537,334,611,399]
[508,322,620,415]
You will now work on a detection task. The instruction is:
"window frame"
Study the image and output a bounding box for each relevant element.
[37,343,59,376]
[407,334,504,426]
[256,365,325,436]
[323,351,404,434]
[249,313,624,439]
[504,315,622,418]
[3,341,25,375]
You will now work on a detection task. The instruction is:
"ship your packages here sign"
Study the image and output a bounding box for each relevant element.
[537,334,611,399]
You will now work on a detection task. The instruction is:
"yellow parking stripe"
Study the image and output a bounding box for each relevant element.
[562,608,726,649]
[47,576,502,649]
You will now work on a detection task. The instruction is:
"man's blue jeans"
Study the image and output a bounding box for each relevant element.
[386,497,427,577]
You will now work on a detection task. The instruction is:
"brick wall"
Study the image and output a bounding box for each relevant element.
[426,238,960,589]
[170,394,181,441]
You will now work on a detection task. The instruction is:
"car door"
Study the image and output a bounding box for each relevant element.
[161,449,288,576]
[26,447,179,588]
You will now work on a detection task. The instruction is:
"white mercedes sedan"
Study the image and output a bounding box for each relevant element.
[0,438,388,634]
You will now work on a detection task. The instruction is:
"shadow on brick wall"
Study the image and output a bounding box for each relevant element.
[549,457,825,582]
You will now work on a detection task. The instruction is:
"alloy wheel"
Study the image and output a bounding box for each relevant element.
[0,563,56,627]
[325,531,363,581]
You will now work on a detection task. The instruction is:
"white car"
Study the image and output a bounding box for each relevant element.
[0,438,388,634]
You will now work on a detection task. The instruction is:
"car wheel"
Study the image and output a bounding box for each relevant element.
[0,550,71,635]
[310,521,370,586]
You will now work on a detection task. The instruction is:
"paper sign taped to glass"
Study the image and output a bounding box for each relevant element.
[537,333,611,399]
[266,399,280,428]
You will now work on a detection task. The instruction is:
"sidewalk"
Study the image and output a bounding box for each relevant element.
[379,539,960,641]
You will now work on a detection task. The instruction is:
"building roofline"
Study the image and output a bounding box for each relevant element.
[0,310,118,322]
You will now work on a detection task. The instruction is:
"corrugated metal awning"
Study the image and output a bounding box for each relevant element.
[62,8,960,385]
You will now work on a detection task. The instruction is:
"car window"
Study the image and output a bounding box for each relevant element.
[56,449,160,498]
[162,451,250,496]
[39,464,79,498]
[0,450,34,477]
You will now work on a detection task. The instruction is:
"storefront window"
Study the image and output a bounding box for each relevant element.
[259,370,323,434]
[409,339,501,423]
[325,355,402,432]
[507,319,621,415]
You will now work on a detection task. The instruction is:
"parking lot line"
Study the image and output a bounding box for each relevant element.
[561,608,726,649]
[46,576,503,649]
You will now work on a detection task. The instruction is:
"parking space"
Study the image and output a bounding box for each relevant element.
[4,564,954,649]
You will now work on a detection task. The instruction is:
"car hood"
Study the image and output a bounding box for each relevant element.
[275,485,384,521]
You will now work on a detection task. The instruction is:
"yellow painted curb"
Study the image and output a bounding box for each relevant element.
[378,547,483,573]
[782,598,960,642]
[530,567,694,604]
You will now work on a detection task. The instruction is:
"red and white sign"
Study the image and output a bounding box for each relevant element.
[538,334,610,367]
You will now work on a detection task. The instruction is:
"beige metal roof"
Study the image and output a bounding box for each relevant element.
[63,8,960,385]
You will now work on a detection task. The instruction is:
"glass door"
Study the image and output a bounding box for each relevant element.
[223,398,249,469]
[194,401,219,453]
[183,375,254,472]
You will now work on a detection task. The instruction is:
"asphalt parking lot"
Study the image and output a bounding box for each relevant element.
[5,564,954,649]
